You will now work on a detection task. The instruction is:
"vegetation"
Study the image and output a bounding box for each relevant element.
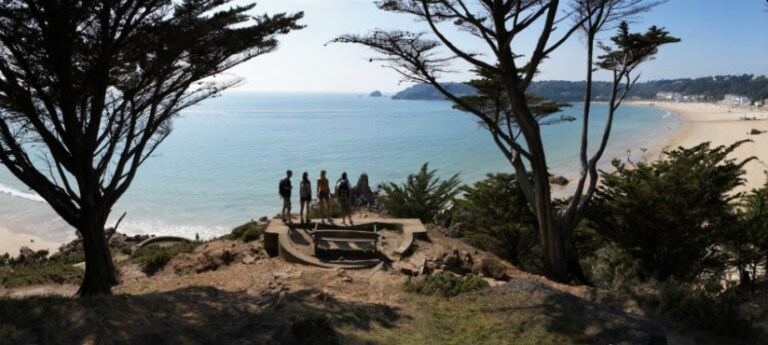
[0,264,84,288]
[405,272,489,298]
[454,173,540,272]
[587,141,751,282]
[659,279,754,337]
[230,221,266,243]
[335,0,678,284]
[131,242,199,276]
[0,0,303,296]
[380,163,461,223]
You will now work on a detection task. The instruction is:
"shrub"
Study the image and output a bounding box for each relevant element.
[0,264,83,288]
[454,173,539,272]
[380,163,461,223]
[405,272,489,297]
[230,221,265,242]
[659,278,753,337]
[580,242,642,292]
[726,177,768,286]
[587,142,750,282]
[307,199,344,219]
[132,242,198,275]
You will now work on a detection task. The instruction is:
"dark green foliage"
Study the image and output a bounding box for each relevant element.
[405,272,489,298]
[454,173,540,272]
[0,264,84,288]
[726,177,768,285]
[230,221,266,242]
[49,251,85,265]
[589,141,752,282]
[659,279,753,337]
[0,253,7,266]
[131,242,198,275]
[579,242,642,292]
[381,163,461,223]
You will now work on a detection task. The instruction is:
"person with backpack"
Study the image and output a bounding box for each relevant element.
[317,170,332,223]
[335,172,353,226]
[299,171,312,224]
[279,170,293,223]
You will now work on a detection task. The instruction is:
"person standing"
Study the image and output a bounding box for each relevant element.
[317,170,332,223]
[279,170,293,223]
[335,172,353,226]
[299,171,312,224]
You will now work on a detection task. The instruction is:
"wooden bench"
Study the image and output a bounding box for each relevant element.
[312,224,379,254]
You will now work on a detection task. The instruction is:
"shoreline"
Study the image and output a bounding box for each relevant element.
[631,100,768,193]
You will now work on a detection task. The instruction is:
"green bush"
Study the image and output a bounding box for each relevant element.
[307,199,344,219]
[454,173,539,272]
[580,242,642,292]
[0,264,83,288]
[230,221,265,242]
[131,242,198,275]
[659,278,753,337]
[726,177,768,286]
[587,142,750,282]
[381,163,461,223]
[405,272,489,298]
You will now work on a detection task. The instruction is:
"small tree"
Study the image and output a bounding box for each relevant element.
[333,0,678,283]
[454,173,539,272]
[0,0,303,296]
[728,176,768,287]
[588,141,753,281]
[381,163,461,222]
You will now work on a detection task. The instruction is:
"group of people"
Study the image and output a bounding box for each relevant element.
[278,169,354,225]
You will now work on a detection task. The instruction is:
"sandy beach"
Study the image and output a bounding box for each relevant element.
[0,193,72,257]
[633,101,768,193]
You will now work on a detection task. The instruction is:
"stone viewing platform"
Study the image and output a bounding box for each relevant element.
[264,216,427,269]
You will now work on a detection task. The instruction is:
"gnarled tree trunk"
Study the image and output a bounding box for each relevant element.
[77,211,118,296]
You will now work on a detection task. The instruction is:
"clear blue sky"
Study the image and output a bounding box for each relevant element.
[224,0,768,93]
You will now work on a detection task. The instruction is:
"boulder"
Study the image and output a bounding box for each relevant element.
[549,175,569,186]
[750,128,764,135]
[471,257,509,281]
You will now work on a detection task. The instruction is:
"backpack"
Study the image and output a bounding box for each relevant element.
[336,179,350,198]
[279,178,290,198]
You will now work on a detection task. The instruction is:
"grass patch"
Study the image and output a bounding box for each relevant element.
[131,242,199,275]
[0,264,83,288]
[229,221,266,242]
[404,272,489,298]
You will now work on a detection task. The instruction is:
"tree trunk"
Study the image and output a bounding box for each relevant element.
[77,217,118,296]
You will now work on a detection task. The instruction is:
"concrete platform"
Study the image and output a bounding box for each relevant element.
[264,216,427,269]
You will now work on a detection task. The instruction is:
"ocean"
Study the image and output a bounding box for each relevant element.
[0,92,677,242]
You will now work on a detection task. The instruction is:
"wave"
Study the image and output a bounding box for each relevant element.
[0,183,46,203]
[116,220,230,241]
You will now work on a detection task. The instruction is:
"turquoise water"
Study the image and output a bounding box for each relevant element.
[0,92,676,239]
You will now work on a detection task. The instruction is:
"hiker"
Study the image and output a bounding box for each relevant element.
[317,170,332,223]
[279,170,292,222]
[299,171,312,224]
[335,172,353,226]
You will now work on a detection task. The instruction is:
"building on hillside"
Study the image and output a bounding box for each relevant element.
[721,94,752,107]
[656,91,682,101]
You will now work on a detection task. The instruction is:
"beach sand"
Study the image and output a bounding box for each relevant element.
[0,193,72,257]
[634,101,768,193]
[0,226,61,257]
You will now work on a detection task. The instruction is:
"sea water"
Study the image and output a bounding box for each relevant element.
[0,92,677,241]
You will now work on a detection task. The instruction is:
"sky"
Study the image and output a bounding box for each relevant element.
[222,0,768,93]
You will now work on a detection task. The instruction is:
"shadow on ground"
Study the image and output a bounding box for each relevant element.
[0,286,400,345]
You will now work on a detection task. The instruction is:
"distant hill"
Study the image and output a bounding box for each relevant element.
[392,75,768,102]
[391,82,476,100]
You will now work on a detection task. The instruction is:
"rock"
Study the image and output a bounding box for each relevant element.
[173,243,242,275]
[259,216,269,222]
[394,262,419,276]
[549,175,569,186]
[750,128,764,135]
[369,90,383,97]
[472,257,509,281]
[18,246,34,259]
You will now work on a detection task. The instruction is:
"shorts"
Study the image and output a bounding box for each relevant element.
[300,196,311,203]
[282,197,291,210]
[318,192,330,200]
